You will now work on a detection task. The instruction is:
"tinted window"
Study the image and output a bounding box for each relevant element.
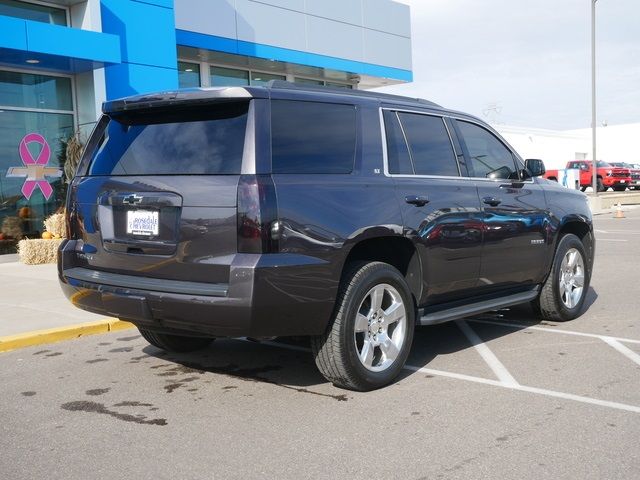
[397,113,458,176]
[88,103,249,175]
[456,121,517,179]
[383,110,413,174]
[271,100,356,174]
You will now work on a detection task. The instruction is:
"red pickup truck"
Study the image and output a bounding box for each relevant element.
[544,160,632,192]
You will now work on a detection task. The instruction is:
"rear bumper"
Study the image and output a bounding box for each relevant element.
[58,241,338,337]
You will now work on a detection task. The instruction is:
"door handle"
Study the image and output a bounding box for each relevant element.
[482,196,502,207]
[405,195,430,207]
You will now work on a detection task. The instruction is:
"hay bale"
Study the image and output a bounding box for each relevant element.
[17,238,64,265]
[1,216,23,239]
[44,212,67,238]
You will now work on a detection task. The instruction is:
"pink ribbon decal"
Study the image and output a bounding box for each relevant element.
[6,133,62,200]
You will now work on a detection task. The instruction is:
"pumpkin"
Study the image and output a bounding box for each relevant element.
[19,207,32,218]
[42,231,53,239]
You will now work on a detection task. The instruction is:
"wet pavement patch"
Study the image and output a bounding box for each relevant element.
[86,388,110,396]
[45,352,63,357]
[109,347,134,353]
[86,358,109,364]
[61,401,167,426]
[113,401,154,407]
[98,342,112,346]
[117,335,141,342]
[32,350,50,355]
[21,391,36,397]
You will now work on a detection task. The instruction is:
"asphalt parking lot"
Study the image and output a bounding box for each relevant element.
[2,208,640,480]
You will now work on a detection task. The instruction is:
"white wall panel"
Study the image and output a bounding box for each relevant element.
[305,0,362,26]
[363,28,411,70]
[175,0,238,39]
[363,0,410,37]
[306,16,363,61]
[235,0,306,49]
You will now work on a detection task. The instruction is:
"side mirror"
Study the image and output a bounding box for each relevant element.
[525,158,546,177]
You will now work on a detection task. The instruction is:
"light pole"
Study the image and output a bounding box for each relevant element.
[591,0,598,194]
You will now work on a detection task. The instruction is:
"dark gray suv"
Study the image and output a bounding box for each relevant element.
[59,82,595,390]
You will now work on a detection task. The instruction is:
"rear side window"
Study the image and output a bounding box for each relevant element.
[88,102,249,175]
[383,110,413,174]
[271,100,356,174]
[455,120,518,180]
[398,112,459,177]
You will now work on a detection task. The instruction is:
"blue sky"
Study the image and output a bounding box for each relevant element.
[378,0,640,130]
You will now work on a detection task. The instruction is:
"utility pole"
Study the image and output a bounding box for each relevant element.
[591,0,598,194]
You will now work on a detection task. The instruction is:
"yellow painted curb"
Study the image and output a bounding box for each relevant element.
[0,318,135,353]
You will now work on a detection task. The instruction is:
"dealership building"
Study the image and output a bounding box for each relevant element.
[0,0,412,253]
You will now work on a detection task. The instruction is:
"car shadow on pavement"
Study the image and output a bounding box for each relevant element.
[142,287,598,392]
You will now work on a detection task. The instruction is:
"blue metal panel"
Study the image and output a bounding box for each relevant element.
[176,29,413,82]
[0,15,27,50]
[26,21,121,64]
[101,0,177,69]
[101,0,178,99]
[0,47,110,74]
[105,62,178,99]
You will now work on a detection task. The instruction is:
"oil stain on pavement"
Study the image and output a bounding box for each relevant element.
[61,401,167,426]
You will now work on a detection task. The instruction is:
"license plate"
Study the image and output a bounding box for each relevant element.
[126,210,159,236]
[620,180,626,183]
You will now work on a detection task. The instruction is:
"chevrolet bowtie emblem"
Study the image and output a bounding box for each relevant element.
[123,194,143,205]
[6,133,62,200]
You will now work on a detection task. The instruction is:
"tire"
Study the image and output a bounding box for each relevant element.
[612,186,627,192]
[138,328,214,353]
[596,177,606,192]
[534,234,590,322]
[580,186,587,192]
[311,261,415,391]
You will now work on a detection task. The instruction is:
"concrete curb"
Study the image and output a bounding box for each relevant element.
[0,318,134,353]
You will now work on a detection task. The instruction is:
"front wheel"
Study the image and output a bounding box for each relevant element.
[311,261,415,391]
[596,178,606,192]
[138,328,214,352]
[612,186,627,192]
[534,234,590,321]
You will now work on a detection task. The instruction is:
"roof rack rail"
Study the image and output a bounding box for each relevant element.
[265,80,441,108]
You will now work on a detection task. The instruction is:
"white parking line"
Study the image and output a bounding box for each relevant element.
[601,337,640,367]
[240,337,640,414]
[455,320,520,387]
[469,318,640,345]
[404,365,640,414]
[596,238,628,242]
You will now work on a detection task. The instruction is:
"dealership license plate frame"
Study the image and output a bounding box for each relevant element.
[126,209,159,236]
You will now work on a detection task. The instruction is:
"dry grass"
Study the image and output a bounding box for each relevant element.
[44,212,66,238]
[18,238,64,265]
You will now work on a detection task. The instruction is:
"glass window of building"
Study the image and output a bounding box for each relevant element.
[294,78,324,86]
[250,72,286,86]
[326,82,352,89]
[0,0,67,25]
[0,69,74,253]
[210,66,249,87]
[178,61,200,88]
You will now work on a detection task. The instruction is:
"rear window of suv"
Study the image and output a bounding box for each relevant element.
[271,100,356,174]
[88,102,249,175]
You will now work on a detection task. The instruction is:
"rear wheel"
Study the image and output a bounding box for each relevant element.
[612,186,627,192]
[138,328,214,352]
[311,261,415,391]
[535,234,590,321]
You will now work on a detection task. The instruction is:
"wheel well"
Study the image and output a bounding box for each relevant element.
[343,236,421,301]
[548,176,557,182]
[558,221,594,265]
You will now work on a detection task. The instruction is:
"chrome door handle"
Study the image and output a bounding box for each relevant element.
[482,196,502,207]
[405,195,430,207]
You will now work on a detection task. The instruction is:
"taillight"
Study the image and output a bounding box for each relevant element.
[237,174,278,253]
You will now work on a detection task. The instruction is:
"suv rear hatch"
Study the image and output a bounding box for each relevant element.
[64,100,250,285]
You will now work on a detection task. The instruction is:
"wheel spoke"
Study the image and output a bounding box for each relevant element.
[355,313,369,333]
[359,339,374,367]
[380,336,400,361]
[370,286,384,311]
[559,281,566,298]
[381,301,404,327]
[573,272,585,287]
[565,286,574,308]
[567,251,577,268]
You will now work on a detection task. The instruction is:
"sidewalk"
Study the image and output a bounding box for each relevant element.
[0,258,132,351]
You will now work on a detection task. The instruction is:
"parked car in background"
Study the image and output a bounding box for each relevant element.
[609,162,640,190]
[545,161,631,192]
